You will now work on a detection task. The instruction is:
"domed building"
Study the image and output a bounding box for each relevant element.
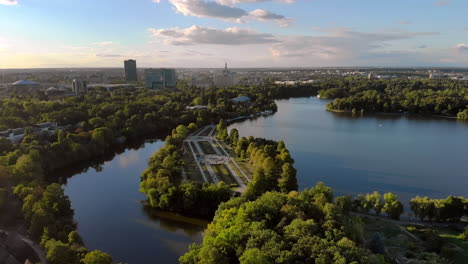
[11,80,40,93]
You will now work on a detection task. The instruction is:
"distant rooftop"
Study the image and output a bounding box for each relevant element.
[12,80,39,85]
[231,96,251,103]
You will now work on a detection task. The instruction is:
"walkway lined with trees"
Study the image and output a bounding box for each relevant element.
[185,125,248,192]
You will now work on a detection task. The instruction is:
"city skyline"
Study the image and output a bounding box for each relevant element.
[1,0,468,68]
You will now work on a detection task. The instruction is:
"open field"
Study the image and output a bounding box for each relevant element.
[200,164,212,183]
[408,225,468,264]
[198,127,213,137]
[198,141,216,155]
[363,216,468,264]
[190,142,200,155]
[182,142,205,183]
[211,164,238,186]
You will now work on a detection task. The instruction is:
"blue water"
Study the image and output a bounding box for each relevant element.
[62,97,468,264]
[63,141,205,264]
[229,97,468,203]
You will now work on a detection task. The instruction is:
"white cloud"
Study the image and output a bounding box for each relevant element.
[149,25,279,45]
[168,0,247,19]
[215,0,294,5]
[248,9,293,27]
[454,43,468,52]
[158,0,292,27]
[270,29,439,62]
[0,0,17,5]
[433,0,449,6]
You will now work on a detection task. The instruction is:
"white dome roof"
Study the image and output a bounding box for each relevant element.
[12,80,39,85]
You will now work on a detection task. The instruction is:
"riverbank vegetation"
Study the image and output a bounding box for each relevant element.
[319,78,468,119]
[180,182,468,264]
[180,183,383,264]
[0,85,280,262]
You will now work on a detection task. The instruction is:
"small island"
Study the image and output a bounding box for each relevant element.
[140,119,298,218]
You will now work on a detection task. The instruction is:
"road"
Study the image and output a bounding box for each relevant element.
[0,229,48,264]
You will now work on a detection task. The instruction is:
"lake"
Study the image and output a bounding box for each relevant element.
[62,141,206,264]
[229,97,468,203]
[63,96,468,264]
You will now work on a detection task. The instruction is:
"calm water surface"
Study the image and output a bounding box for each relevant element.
[229,97,468,202]
[63,141,206,264]
[63,97,467,264]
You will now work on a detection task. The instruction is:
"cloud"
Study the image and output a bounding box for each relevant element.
[454,43,468,52]
[398,20,412,25]
[168,0,247,19]
[93,41,114,46]
[148,25,279,45]
[0,0,17,5]
[464,28,468,31]
[95,54,123,58]
[159,0,291,27]
[433,0,449,6]
[270,28,439,65]
[215,0,294,5]
[248,9,293,27]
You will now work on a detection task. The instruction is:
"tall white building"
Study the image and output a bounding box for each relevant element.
[214,63,234,88]
[72,79,88,94]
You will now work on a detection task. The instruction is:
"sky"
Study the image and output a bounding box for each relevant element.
[0,0,467,68]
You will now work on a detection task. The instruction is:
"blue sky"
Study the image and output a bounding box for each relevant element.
[0,0,467,68]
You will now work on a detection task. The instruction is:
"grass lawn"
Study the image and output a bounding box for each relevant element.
[438,228,468,264]
[198,127,212,136]
[198,141,217,155]
[234,157,254,178]
[200,164,212,184]
[181,143,205,183]
[229,161,248,184]
[189,141,200,155]
[212,141,226,155]
[211,164,238,186]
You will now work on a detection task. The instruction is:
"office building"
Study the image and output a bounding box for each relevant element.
[72,79,88,94]
[214,63,234,88]
[144,68,177,89]
[124,59,137,82]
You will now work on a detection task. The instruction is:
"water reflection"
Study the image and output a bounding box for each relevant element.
[61,140,206,264]
[229,97,468,205]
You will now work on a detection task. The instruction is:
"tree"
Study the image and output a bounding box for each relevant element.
[239,248,270,264]
[82,250,113,264]
[278,163,297,193]
[0,137,12,154]
[0,188,7,211]
[0,165,9,181]
[14,154,44,181]
[68,231,83,245]
[335,196,352,215]
[461,226,468,241]
[44,239,76,264]
[382,192,404,220]
[367,233,385,254]
[363,192,381,215]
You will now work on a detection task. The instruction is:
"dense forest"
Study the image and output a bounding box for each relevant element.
[319,78,468,118]
[180,183,468,264]
[180,183,381,264]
